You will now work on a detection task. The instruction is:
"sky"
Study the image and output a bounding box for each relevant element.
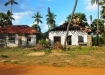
[0,0,98,33]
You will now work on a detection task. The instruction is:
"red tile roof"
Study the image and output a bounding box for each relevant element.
[0,25,40,34]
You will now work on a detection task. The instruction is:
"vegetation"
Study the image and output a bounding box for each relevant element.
[46,7,57,30]
[0,47,105,67]
[0,10,14,27]
[64,0,78,49]
[5,0,18,24]
[66,12,88,27]
[91,19,105,34]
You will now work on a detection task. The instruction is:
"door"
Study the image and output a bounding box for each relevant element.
[54,36,61,44]
[67,36,72,45]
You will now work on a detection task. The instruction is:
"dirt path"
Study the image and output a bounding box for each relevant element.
[0,64,105,75]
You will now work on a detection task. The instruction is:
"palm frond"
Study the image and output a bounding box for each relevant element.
[5,2,9,6]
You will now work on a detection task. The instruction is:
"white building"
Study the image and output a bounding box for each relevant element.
[49,22,92,46]
[0,25,40,47]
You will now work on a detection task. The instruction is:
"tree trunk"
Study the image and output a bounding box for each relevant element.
[64,0,78,49]
[10,3,12,25]
[97,0,99,46]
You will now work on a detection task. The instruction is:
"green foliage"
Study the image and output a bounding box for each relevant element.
[66,12,88,27]
[31,24,41,32]
[91,19,105,34]
[102,32,105,43]
[0,10,14,27]
[39,39,49,46]
[92,36,104,46]
[32,12,43,25]
[46,7,57,30]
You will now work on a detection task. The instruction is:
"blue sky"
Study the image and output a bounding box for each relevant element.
[0,0,98,33]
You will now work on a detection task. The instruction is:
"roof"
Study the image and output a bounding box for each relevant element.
[0,25,40,34]
[50,22,91,33]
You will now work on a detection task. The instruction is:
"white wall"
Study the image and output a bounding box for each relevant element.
[22,34,36,46]
[7,34,18,47]
[49,31,88,46]
[22,35,27,46]
[28,35,36,46]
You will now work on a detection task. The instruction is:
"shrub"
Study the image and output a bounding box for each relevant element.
[53,42,64,50]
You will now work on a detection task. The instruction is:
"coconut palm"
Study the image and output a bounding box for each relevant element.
[46,7,57,30]
[32,12,43,25]
[64,0,78,49]
[5,10,15,25]
[32,12,43,31]
[5,0,18,24]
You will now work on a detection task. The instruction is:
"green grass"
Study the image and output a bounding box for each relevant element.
[0,46,105,67]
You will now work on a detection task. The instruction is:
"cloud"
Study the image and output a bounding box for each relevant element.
[40,24,48,32]
[12,11,33,24]
[84,0,97,11]
[48,0,52,1]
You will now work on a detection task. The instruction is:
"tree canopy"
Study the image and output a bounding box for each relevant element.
[66,12,88,27]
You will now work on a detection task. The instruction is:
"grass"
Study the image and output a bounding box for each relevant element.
[0,46,105,67]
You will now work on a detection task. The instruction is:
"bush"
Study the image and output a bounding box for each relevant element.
[53,42,64,50]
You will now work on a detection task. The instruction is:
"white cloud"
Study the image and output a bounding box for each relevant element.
[40,24,48,32]
[84,0,97,11]
[13,11,33,20]
[48,0,52,1]
[12,11,33,24]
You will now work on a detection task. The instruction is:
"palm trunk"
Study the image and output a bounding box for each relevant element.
[10,3,12,25]
[97,0,99,46]
[64,0,78,49]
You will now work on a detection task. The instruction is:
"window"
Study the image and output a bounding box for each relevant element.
[54,36,61,44]
[78,36,84,42]
[67,36,72,45]
[9,36,15,44]
[27,37,31,42]
[0,37,5,44]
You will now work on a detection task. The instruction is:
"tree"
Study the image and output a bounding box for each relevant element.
[66,12,88,27]
[99,0,105,19]
[31,24,41,32]
[5,0,18,24]
[0,13,5,27]
[46,7,57,30]
[0,10,14,27]
[91,0,99,46]
[91,19,104,34]
[32,12,43,26]
[5,10,15,25]
[64,0,78,49]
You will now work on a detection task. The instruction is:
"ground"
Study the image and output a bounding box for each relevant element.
[0,63,105,75]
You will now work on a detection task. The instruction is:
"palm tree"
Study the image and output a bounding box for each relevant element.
[32,12,43,25]
[64,0,78,49]
[5,0,18,24]
[5,10,15,25]
[91,0,99,46]
[46,7,57,30]
[66,12,88,27]
[32,12,43,31]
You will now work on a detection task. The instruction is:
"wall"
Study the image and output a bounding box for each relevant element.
[49,31,88,46]
[7,34,18,47]
[22,34,36,46]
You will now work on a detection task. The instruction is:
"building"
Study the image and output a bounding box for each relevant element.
[49,22,92,46]
[0,25,40,47]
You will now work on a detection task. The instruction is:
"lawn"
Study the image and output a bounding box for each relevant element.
[0,46,105,68]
